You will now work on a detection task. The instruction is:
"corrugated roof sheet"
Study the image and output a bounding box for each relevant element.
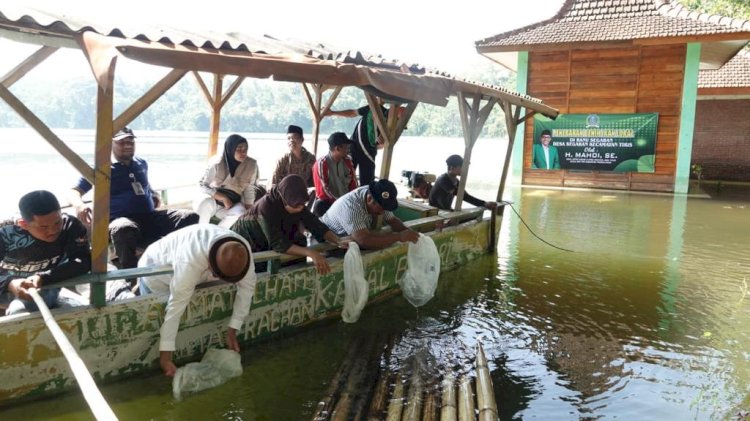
[0,5,549,109]
[699,51,750,88]
[476,0,750,49]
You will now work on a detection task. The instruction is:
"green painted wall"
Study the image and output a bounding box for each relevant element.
[675,43,701,194]
[511,52,529,185]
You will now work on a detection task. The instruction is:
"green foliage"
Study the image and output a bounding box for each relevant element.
[0,63,517,139]
[682,0,750,20]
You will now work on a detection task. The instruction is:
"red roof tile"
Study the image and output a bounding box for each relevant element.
[476,0,750,49]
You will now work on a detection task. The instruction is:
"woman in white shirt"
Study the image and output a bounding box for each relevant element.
[194,134,259,226]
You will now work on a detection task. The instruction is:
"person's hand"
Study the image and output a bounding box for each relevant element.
[213,192,233,209]
[226,328,240,353]
[152,192,162,209]
[310,252,331,275]
[8,279,32,300]
[485,201,498,210]
[160,351,177,377]
[398,229,419,244]
[76,205,92,225]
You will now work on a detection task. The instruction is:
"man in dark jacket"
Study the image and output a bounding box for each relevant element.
[429,155,497,212]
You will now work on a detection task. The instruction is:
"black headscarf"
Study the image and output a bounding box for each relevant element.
[223,134,247,177]
[251,174,308,218]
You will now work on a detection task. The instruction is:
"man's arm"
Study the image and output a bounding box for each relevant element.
[323,109,359,118]
[67,186,92,225]
[351,228,408,250]
[158,259,202,377]
[226,250,257,352]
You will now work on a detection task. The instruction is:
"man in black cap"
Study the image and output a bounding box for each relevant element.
[68,127,198,289]
[311,132,358,217]
[137,224,255,377]
[429,154,498,212]
[320,179,418,250]
[269,125,317,188]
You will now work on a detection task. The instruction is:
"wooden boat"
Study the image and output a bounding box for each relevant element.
[0,6,558,406]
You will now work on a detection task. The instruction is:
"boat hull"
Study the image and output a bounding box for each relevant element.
[0,217,494,406]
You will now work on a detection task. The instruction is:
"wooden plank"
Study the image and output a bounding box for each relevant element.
[630,182,674,192]
[114,68,187,132]
[571,48,640,60]
[1,45,58,88]
[0,84,94,182]
[220,76,245,108]
[192,71,213,104]
[568,90,637,99]
[207,74,223,157]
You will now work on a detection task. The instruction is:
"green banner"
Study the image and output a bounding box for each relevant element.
[533,113,658,172]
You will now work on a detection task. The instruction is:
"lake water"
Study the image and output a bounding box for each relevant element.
[1,129,749,420]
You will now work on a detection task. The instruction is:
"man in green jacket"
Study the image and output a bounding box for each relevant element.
[532,129,561,170]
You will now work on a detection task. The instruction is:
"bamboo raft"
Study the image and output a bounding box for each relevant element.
[313,338,499,421]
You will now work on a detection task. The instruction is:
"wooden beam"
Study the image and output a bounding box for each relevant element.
[192,71,213,105]
[496,101,519,202]
[364,92,390,145]
[207,74,223,157]
[454,92,475,211]
[474,98,497,141]
[114,68,187,132]
[1,45,58,88]
[90,69,115,308]
[394,101,418,140]
[301,83,318,119]
[321,85,343,116]
[220,76,245,108]
[0,84,94,182]
[515,110,536,125]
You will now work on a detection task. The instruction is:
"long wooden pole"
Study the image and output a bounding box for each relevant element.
[29,289,118,421]
[1,45,58,88]
[207,74,224,157]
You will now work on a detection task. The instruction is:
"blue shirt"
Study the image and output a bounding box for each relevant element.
[75,157,155,220]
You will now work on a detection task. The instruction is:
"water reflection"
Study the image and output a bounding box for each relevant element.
[2,187,749,420]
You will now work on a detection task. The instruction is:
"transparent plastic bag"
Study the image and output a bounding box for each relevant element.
[342,242,368,323]
[399,234,441,307]
[172,348,243,400]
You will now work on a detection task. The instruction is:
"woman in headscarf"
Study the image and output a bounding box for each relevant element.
[194,134,260,226]
[230,174,341,275]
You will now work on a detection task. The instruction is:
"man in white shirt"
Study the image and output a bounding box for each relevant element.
[137,224,255,377]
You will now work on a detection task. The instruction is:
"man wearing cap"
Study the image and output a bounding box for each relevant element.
[429,154,498,212]
[136,224,255,377]
[269,125,317,188]
[320,179,419,250]
[68,127,198,285]
[311,132,358,217]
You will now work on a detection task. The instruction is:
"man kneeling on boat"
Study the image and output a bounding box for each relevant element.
[136,224,255,377]
[1,190,90,315]
[320,179,419,250]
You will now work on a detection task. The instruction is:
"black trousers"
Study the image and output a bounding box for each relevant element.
[350,141,377,186]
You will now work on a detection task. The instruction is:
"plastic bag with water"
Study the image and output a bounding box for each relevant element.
[399,234,441,307]
[172,348,243,400]
[342,242,368,323]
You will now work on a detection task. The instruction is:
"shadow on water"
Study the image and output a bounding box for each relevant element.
[2,186,750,420]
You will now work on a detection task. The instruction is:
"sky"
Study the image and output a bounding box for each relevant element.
[1,0,566,76]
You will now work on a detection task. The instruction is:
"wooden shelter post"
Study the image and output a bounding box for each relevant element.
[496,102,525,203]
[90,66,116,308]
[454,93,497,211]
[193,73,245,157]
[302,83,342,155]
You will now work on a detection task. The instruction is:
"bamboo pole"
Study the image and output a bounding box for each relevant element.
[457,376,474,421]
[440,374,457,421]
[475,344,498,421]
[331,336,379,421]
[29,288,118,421]
[386,373,405,421]
[367,335,397,420]
[422,386,439,421]
[350,335,388,421]
[401,370,423,421]
[312,337,365,421]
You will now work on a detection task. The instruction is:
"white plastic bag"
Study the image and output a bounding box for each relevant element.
[172,348,243,400]
[342,242,368,323]
[399,234,441,307]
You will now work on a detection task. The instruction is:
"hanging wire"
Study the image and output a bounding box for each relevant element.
[506,203,576,253]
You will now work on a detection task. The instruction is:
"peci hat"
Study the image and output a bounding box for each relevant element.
[208,237,250,283]
[287,125,303,137]
[327,132,351,148]
[368,179,398,211]
[113,127,136,141]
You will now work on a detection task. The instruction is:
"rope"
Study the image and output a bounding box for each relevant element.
[507,203,576,253]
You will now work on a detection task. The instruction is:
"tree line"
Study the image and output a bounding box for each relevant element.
[0,63,514,139]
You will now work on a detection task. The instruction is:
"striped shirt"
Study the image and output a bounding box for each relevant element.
[320,186,396,236]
